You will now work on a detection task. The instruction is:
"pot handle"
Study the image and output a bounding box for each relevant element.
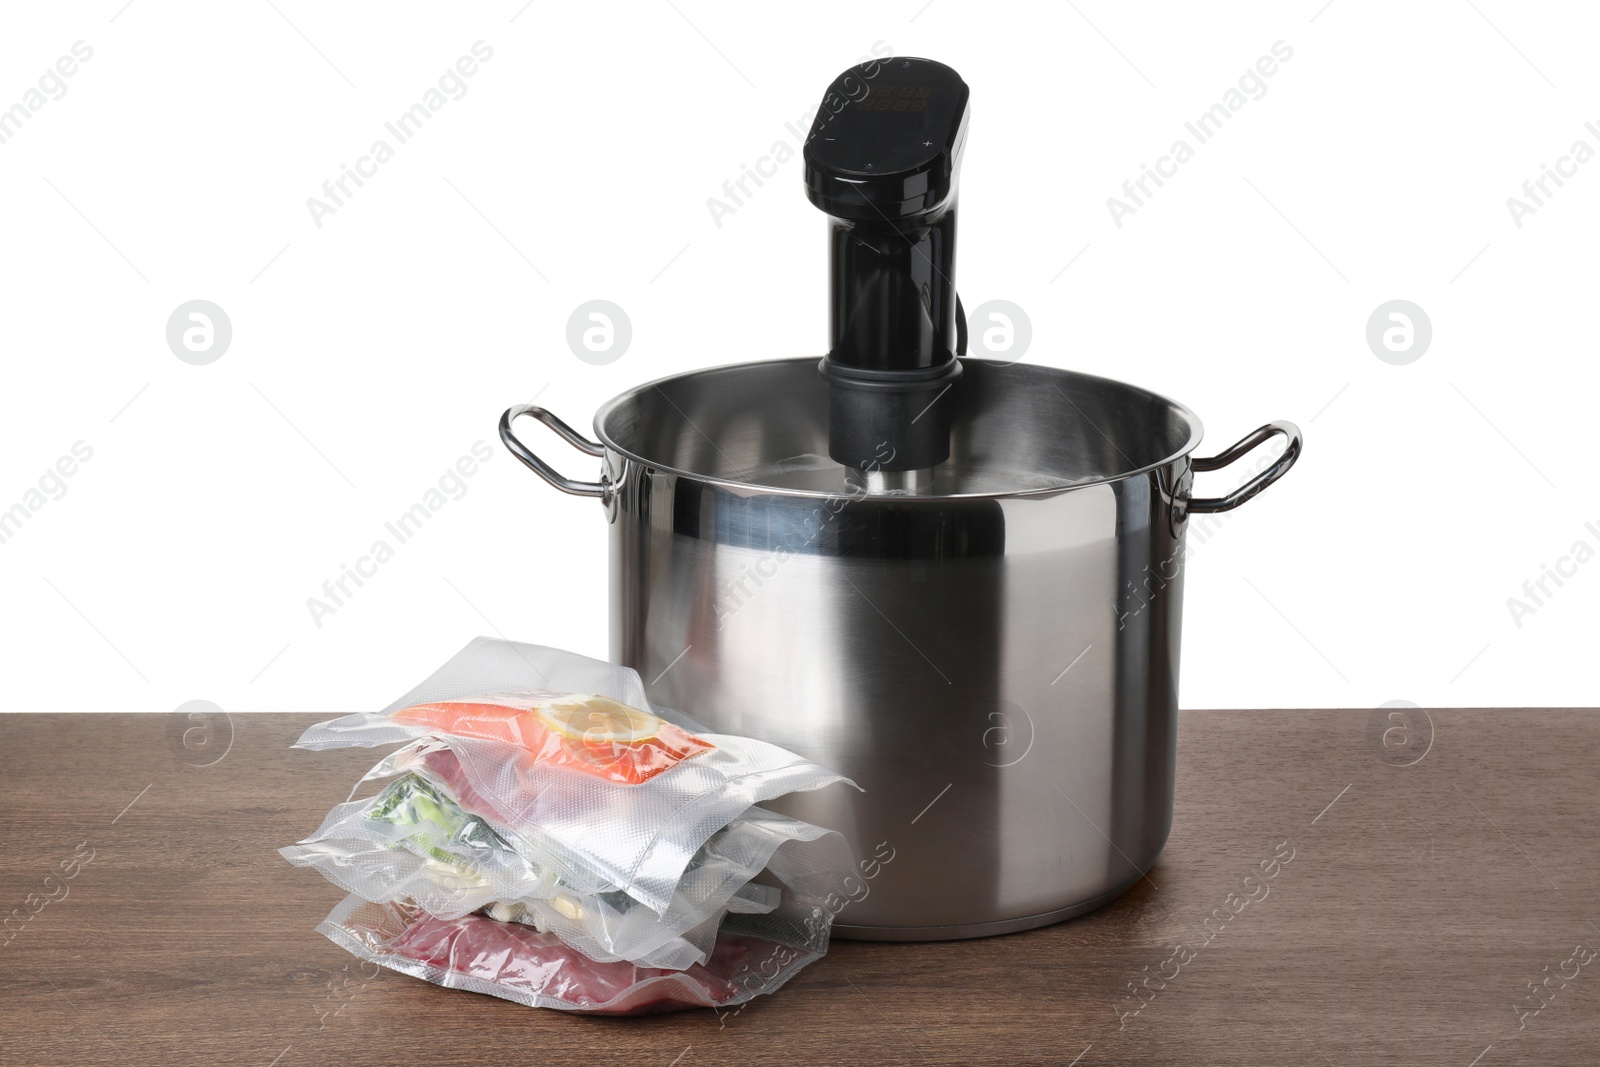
[1187,421,1302,514]
[498,403,609,499]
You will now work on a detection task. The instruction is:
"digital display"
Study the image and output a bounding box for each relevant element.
[855,84,935,112]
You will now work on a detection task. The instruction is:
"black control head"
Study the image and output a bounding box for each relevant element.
[804,58,970,224]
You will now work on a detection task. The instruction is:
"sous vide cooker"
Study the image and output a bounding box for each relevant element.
[501,58,1302,939]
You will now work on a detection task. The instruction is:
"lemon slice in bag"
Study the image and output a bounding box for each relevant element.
[536,695,661,744]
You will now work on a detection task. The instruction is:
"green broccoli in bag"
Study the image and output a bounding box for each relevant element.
[365,773,511,867]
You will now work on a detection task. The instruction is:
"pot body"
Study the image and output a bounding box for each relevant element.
[502,357,1299,940]
[611,452,1187,939]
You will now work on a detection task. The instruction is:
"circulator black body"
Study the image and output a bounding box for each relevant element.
[803,58,970,472]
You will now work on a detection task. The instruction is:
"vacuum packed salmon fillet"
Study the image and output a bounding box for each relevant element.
[394,692,713,785]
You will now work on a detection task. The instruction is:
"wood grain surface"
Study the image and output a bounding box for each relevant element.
[1,709,1596,1067]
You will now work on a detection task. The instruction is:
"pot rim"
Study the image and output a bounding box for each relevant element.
[590,356,1207,501]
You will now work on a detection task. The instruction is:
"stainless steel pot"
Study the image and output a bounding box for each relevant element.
[500,357,1300,940]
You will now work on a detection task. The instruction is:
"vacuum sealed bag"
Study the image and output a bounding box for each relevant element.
[287,831,763,970]
[318,893,832,1015]
[295,639,857,914]
[366,690,712,785]
[282,769,851,969]
[282,773,555,912]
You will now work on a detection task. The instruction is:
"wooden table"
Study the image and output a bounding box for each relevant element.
[2,710,1596,1067]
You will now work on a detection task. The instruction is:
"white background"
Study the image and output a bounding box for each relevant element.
[1,1,1595,713]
